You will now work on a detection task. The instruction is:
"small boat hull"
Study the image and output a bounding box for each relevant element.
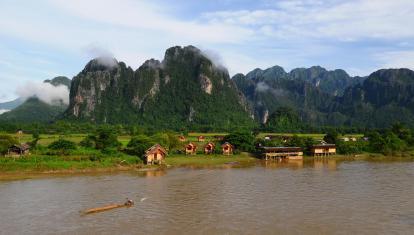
[83,204,132,214]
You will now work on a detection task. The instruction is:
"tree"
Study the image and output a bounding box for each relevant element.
[79,135,95,148]
[223,131,255,152]
[382,131,406,155]
[0,134,19,155]
[324,130,338,144]
[48,139,77,155]
[265,107,302,132]
[285,135,304,147]
[94,127,121,150]
[30,131,40,148]
[127,135,154,156]
[391,122,412,143]
[151,132,180,151]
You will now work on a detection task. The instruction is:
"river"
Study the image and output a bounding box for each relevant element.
[1,159,414,234]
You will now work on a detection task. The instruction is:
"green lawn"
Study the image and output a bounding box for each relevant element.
[165,153,258,167]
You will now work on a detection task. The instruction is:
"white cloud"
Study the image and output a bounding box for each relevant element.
[203,0,414,40]
[50,0,253,44]
[0,0,413,90]
[0,109,10,114]
[16,82,70,105]
[375,51,414,70]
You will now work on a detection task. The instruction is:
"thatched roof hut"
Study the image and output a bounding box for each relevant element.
[144,144,167,165]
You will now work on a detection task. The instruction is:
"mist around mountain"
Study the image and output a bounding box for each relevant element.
[65,46,253,130]
[234,66,414,129]
[0,76,71,123]
[2,45,414,130]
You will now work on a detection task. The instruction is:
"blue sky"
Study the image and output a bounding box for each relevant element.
[1,0,414,102]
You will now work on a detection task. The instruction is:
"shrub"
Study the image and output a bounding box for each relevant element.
[48,139,77,155]
[79,135,95,148]
[94,127,121,150]
[223,131,255,152]
[0,134,19,155]
[324,131,339,144]
[127,135,155,156]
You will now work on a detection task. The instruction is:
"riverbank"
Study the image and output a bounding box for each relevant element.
[2,153,414,181]
[0,153,259,180]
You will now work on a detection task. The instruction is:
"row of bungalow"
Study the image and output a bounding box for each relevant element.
[143,142,234,165]
[185,142,233,155]
[258,144,337,160]
[179,135,225,143]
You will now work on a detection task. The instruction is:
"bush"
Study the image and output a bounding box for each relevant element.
[126,135,155,156]
[48,139,77,150]
[94,127,121,150]
[151,132,180,151]
[324,131,339,144]
[79,135,95,148]
[48,139,77,155]
[0,134,19,155]
[223,131,255,152]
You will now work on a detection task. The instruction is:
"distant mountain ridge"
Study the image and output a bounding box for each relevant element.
[0,76,71,123]
[234,66,414,128]
[1,45,414,130]
[65,46,253,130]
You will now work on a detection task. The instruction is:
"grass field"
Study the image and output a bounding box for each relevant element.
[8,132,365,148]
[257,133,364,139]
[165,153,258,168]
[1,131,368,176]
[0,154,142,173]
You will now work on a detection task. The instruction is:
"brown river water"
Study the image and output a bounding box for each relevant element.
[1,159,414,235]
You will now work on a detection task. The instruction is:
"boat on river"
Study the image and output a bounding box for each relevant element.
[83,199,134,214]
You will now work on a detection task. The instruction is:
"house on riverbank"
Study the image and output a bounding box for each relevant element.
[185,142,197,155]
[221,142,233,155]
[311,144,336,156]
[259,147,303,160]
[7,143,30,157]
[144,144,167,165]
[204,142,215,154]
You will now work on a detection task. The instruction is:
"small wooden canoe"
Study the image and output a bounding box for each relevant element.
[83,203,133,214]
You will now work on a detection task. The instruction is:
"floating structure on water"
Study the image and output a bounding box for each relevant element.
[259,147,303,160]
[311,144,336,156]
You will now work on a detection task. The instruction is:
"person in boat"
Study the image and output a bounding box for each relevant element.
[124,198,134,206]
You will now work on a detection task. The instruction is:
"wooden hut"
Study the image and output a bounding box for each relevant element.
[204,142,215,154]
[311,144,336,156]
[259,147,303,160]
[8,143,30,156]
[185,142,197,155]
[144,144,167,165]
[178,135,186,142]
[221,142,233,155]
[198,136,205,142]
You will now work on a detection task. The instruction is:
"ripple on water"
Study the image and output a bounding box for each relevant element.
[0,160,414,234]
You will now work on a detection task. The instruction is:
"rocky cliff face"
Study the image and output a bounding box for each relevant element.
[66,46,253,129]
[234,66,414,128]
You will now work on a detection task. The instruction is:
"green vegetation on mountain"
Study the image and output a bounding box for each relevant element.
[0,76,71,123]
[66,46,254,131]
[234,66,414,129]
[0,98,24,111]
[2,46,414,131]
[0,98,66,123]
[44,76,71,88]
